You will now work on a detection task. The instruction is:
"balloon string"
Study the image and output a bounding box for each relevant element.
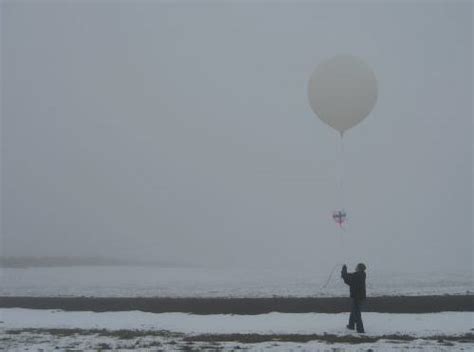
[340,134,345,211]
[322,135,348,291]
[339,134,346,259]
[320,136,349,292]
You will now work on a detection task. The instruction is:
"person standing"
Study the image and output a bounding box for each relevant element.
[341,263,367,333]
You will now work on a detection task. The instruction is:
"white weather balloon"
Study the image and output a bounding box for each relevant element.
[308,55,377,135]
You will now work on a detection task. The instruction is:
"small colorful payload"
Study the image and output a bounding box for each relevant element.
[332,210,347,228]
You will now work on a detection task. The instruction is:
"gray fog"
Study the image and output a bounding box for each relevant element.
[1,1,472,275]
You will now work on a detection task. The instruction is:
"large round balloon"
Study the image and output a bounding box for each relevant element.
[308,55,377,135]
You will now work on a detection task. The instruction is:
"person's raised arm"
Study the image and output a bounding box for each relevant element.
[341,264,353,285]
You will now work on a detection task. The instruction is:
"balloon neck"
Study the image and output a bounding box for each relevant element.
[339,131,344,138]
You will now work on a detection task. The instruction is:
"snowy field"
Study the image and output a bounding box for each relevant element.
[1,266,472,297]
[2,266,472,350]
[1,308,473,351]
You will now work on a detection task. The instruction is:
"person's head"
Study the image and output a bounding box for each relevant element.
[356,263,366,272]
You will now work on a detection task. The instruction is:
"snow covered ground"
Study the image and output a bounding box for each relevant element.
[1,266,472,297]
[1,309,473,351]
[2,266,472,350]
[2,308,473,336]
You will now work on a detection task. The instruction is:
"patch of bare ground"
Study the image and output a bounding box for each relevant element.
[184,332,474,344]
[5,328,183,339]
[5,328,473,346]
[2,295,472,314]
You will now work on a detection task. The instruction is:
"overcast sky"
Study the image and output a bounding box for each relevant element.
[1,1,472,274]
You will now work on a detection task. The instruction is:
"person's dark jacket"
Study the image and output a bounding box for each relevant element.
[341,265,366,300]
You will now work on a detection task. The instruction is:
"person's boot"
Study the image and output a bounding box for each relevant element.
[346,325,355,330]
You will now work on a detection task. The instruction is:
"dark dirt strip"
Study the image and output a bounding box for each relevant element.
[4,328,474,345]
[1,295,472,314]
[185,332,474,344]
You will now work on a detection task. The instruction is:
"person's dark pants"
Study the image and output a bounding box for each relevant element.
[348,298,365,332]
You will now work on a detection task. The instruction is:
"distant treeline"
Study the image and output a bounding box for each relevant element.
[0,256,184,268]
